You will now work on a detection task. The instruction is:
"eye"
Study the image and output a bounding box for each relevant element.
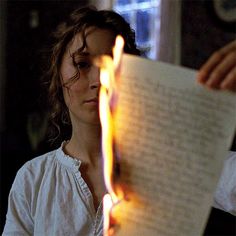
[75,61,91,70]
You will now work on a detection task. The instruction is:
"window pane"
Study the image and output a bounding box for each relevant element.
[120,12,131,24]
[136,10,150,44]
[115,0,131,5]
[136,0,150,3]
[113,0,161,59]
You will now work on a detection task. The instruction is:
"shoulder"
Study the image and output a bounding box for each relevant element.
[24,149,57,168]
[18,149,57,174]
[12,148,59,192]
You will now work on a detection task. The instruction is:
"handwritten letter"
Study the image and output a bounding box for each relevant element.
[113,54,236,236]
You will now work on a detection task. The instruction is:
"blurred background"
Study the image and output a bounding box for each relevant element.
[0,0,235,234]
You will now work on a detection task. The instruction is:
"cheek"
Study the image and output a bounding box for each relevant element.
[71,79,89,93]
[63,80,88,105]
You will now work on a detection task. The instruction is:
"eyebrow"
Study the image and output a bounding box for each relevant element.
[71,50,90,58]
[69,48,113,60]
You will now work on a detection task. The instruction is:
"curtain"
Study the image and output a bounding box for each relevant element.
[89,0,113,10]
[157,0,181,64]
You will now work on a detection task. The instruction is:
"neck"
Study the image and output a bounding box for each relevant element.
[65,122,102,165]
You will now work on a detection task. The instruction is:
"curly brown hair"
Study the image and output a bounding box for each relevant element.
[44,6,140,144]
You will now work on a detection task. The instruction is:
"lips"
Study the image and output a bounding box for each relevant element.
[84,98,98,104]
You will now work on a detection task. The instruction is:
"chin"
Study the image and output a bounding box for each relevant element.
[85,117,101,126]
[91,119,101,126]
[70,111,101,126]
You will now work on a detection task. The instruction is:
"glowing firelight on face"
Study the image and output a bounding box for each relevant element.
[99,35,124,236]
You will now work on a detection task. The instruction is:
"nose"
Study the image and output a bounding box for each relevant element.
[90,65,100,89]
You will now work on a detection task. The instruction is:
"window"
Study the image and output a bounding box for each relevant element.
[113,0,161,59]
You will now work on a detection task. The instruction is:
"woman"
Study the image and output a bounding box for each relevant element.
[3,6,139,236]
[3,5,236,235]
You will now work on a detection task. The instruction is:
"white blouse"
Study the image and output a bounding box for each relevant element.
[214,151,236,216]
[3,145,236,235]
[3,144,103,236]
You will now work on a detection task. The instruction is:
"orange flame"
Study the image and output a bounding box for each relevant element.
[99,36,124,236]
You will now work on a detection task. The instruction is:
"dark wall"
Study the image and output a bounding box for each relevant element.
[0,1,88,232]
[181,0,235,69]
[181,1,236,235]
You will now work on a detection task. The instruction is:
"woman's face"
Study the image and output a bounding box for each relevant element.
[60,27,115,127]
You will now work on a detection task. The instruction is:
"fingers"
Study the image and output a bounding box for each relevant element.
[220,66,236,91]
[217,40,236,54]
[197,40,236,91]
[197,50,225,84]
[205,51,236,89]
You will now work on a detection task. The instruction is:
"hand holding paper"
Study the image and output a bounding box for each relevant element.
[197,40,236,91]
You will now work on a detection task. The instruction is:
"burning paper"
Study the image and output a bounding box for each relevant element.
[98,36,124,236]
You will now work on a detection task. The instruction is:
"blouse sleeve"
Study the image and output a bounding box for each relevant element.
[213,152,236,216]
[2,167,34,235]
